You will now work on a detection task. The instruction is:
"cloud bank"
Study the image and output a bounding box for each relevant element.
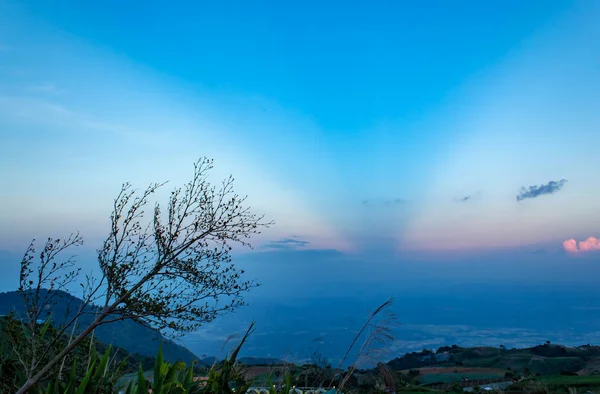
[563,236,600,253]
[516,179,567,202]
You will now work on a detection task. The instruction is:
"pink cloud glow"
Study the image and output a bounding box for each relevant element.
[563,236,600,253]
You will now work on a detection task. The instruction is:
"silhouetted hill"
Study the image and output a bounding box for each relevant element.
[0,314,156,373]
[195,356,287,367]
[0,289,199,363]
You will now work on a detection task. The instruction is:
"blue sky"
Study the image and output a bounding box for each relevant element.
[2,1,600,272]
[4,0,600,363]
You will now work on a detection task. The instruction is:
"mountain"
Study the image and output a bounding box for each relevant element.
[0,314,156,373]
[0,290,199,363]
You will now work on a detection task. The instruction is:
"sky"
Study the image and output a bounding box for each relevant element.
[1,0,600,361]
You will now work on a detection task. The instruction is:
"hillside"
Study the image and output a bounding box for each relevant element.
[383,343,600,388]
[0,314,156,373]
[0,290,200,363]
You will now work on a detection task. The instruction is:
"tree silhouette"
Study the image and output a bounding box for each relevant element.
[14,157,271,394]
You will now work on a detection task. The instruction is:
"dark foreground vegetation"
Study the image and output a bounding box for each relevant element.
[4,307,600,393]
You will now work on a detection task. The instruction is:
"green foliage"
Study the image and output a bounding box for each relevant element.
[265,368,297,394]
[408,369,420,377]
[418,372,505,386]
[534,374,600,391]
[37,345,127,394]
[1,313,258,394]
[0,341,26,392]
[386,343,600,378]
[0,288,201,364]
[1,313,80,390]
[124,322,256,394]
[124,346,202,394]
[202,322,254,394]
[0,313,161,387]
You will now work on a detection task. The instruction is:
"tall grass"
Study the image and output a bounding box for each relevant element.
[3,297,401,393]
[331,297,399,392]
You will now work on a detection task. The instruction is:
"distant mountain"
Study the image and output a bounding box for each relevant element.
[196,356,287,367]
[198,356,217,367]
[238,357,288,366]
[0,290,199,363]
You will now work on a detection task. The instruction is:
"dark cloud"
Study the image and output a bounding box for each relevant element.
[262,238,310,251]
[516,179,567,202]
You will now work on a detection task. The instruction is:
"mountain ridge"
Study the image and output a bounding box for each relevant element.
[0,289,200,363]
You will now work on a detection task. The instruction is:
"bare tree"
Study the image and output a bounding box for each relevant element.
[15,157,271,394]
[5,234,86,390]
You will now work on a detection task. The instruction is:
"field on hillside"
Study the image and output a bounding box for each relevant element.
[509,375,600,393]
[242,366,290,385]
[466,354,584,372]
[447,348,587,375]
[577,356,600,375]
[406,367,505,385]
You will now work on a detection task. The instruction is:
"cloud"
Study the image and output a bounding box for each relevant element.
[516,179,567,201]
[563,236,600,253]
[579,237,600,251]
[28,82,64,95]
[262,238,310,251]
[563,239,578,253]
[0,96,74,125]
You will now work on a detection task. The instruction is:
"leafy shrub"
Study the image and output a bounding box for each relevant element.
[38,345,125,394]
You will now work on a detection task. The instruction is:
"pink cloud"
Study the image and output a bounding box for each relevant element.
[563,236,600,253]
[563,238,579,253]
[579,236,600,251]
